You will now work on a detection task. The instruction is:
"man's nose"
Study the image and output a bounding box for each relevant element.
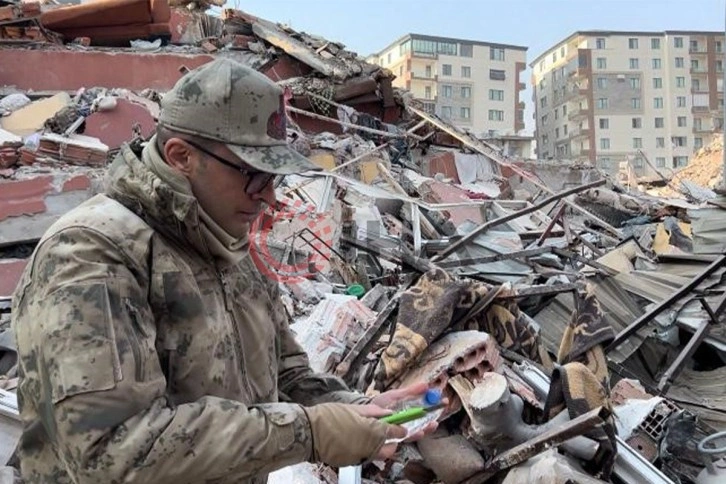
[252,180,277,207]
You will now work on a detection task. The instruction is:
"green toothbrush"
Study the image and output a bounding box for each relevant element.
[379,403,446,425]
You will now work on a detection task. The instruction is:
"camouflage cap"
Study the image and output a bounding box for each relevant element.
[159,57,320,175]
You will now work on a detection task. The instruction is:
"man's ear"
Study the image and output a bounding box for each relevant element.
[163,138,196,176]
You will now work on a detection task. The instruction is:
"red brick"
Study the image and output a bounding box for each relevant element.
[84,98,155,150]
[0,258,27,298]
[0,176,52,221]
[0,49,215,91]
[61,174,91,192]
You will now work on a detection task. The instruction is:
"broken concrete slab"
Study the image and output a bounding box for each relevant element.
[1,93,72,137]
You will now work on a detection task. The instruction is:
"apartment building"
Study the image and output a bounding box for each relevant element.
[372,34,527,137]
[531,31,724,179]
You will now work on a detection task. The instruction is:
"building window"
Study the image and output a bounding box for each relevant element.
[630,77,641,89]
[656,137,665,147]
[674,37,683,48]
[490,47,505,61]
[695,137,704,149]
[693,79,701,91]
[563,125,568,136]
[677,116,687,127]
[597,98,609,109]
[600,138,611,149]
[489,69,506,80]
[676,96,686,107]
[654,97,663,109]
[424,86,432,99]
[674,156,688,167]
[632,98,641,109]
[599,118,609,129]
[630,58,639,69]
[596,37,606,49]
[461,66,471,78]
[690,40,699,52]
[387,53,392,64]
[672,136,687,147]
[629,38,639,49]
[541,114,548,125]
[460,43,473,57]
[632,117,642,128]
[460,86,471,98]
[596,57,607,69]
[425,65,432,78]
[653,77,662,89]
[460,107,471,119]
[552,52,557,62]
[399,66,404,76]
[554,108,559,120]
[442,85,452,97]
[422,102,436,114]
[540,96,548,108]
[633,138,643,148]
[561,46,566,58]
[717,60,724,73]
[652,58,662,69]
[441,106,452,119]
[555,127,560,138]
[675,57,684,68]
[442,64,452,76]
[489,89,504,101]
[694,118,703,130]
[655,117,664,128]
[691,59,700,70]
[597,77,607,89]
[488,110,504,121]
[656,157,666,167]
[651,38,661,49]
[676,76,685,88]
[717,41,723,53]
[562,105,567,115]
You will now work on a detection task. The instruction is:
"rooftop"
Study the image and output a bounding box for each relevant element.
[373,32,528,57]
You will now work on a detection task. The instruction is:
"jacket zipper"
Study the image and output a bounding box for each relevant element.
[124,299,146,382]
[216,268,253,396]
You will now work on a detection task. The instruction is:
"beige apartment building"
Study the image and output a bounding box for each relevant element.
[531,31,725,179]
[372,34,527,137]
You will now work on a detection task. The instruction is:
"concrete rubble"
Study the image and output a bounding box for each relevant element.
[1,2,726,483]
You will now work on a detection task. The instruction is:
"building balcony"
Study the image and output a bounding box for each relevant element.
[691,67,709,75]
[568,68,587,79]
[518,82,526,91]
[693,125,716,134]
[692,105,710,113]
[690,47,708,55]
[692,87,709,94]
[411,72,437,82]
[571,128,591,139]
[517,101,526,110]
[568,109,590,121]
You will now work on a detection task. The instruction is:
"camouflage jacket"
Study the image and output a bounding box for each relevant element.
[11,143,367,483]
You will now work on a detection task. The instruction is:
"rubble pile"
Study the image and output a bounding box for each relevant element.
[1,3,726,484]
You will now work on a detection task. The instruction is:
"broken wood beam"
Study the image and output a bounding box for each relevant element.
[432,179,607,263]
[607,254,726,353]
[286,105,413,139]
[436,246,553,269]
[459,406,611,484]
[502,282,582,299]
[535,202,565,247]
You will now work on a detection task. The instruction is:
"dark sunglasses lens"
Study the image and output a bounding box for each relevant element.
[246,173,278,194]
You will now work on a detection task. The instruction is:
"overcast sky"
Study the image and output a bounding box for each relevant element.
[234,0,725,134]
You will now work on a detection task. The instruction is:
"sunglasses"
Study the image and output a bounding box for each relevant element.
[184,139,280,194]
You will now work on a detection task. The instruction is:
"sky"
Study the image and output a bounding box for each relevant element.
[232,0,726,134]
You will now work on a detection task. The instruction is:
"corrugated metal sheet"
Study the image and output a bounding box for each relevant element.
[667,367,726,431]
[690,208,726,254]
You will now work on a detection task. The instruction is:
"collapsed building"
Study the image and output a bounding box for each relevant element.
[2,1,726,483]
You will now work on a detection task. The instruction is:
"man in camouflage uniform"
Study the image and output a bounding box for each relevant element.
[11,58,431,483]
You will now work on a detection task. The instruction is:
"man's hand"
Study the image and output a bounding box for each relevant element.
[368,382,443,444]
